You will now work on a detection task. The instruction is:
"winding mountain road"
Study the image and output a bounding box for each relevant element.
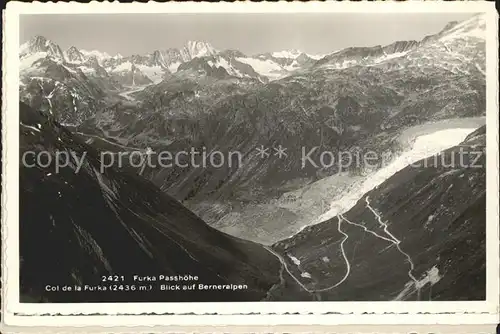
[263,215,352,294]
[265,198,422,299]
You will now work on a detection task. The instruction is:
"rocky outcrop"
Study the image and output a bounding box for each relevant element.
[65,46,86,63]
[20,35,65,61]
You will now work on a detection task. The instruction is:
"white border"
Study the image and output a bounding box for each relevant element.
[2,1,499,327]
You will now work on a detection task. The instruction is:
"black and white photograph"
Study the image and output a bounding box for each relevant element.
[2,1,499,327]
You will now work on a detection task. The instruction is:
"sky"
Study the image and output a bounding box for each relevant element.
[20,13,476,57]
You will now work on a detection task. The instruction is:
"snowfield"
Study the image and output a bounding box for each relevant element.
[135,64,165,83]
[20,52,47,71]
[235,57,285,80]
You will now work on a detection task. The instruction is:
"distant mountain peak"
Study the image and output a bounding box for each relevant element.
[183,40,218,60]
[272,49,303,59]
[18,14,486,84]
[150,50,167,68]
[186,40,214,48]
[30,35,48,44]
[65,46,85,63]
[20,35,65,61]
[80,49,112,59]
[437,14,486,42]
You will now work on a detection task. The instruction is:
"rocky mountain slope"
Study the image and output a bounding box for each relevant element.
[268,125,486,301]
[19,101,280,302]
[20,58,115,125]
[315,14,485,73]
[18,100,487,302]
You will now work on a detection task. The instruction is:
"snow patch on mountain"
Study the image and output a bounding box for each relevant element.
[20,36,65,61]
[19,42,31,56]
[322,59,360,70]
[80,49,113,64]
[109,61,134,72]
[181,41,218,60]
[371,51,411,65]
[208,57,245,78]
[308,53,327,60]
[76,65,95,74]
[135,64,165,83]
[235,57,286,80]
[272,50,326,61]
[272,50,302,59]
[283,60,300,71]
[440,26,485,42]
[20,52,48,71]
[168,61,182,73]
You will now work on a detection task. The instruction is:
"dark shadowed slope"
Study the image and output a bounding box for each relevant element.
[269,126,486,301]
[19,101,280,303]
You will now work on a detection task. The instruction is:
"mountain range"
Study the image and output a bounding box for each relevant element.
[20,36,322,85]
[19,14,485,124]
[18,13,487,302]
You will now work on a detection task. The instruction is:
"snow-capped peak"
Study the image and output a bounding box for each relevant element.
[182,41,218,60]
[307,53,327,60]
[80,49,112,62]
[64,46,85,63]
[79,49,125,65]
[439,13,486,42]
[20,35,65,61]
[270,49,325,60]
